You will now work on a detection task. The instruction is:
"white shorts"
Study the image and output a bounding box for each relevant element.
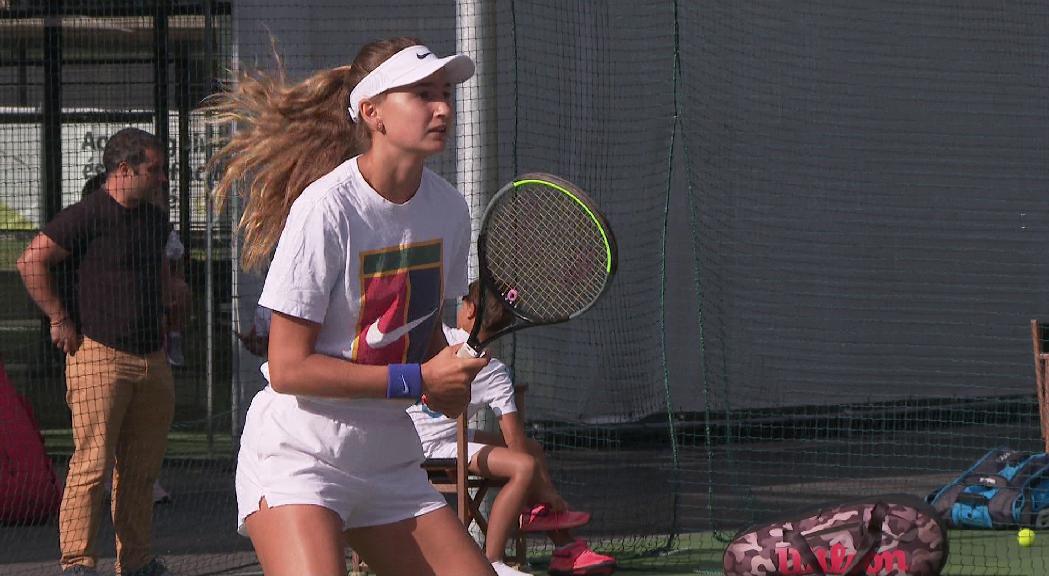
[420,429,487,462]
[236,387,445,535]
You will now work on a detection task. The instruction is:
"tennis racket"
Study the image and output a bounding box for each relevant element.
[456,172,618,358]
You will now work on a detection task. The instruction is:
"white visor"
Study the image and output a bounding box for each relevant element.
[347,45,475,122]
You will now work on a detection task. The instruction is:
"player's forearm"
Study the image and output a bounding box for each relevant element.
[16,257,67,323]
[266,353,390,398]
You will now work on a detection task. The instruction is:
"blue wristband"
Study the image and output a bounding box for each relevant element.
[387,364,423,400]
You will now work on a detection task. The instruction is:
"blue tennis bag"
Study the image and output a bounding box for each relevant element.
[926,448,1049,529]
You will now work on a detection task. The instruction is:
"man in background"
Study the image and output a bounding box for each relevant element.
[17,127,176,576]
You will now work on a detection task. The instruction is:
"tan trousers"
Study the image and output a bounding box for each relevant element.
[59,337,174,573]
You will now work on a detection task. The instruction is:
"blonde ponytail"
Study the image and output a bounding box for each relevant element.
[205,36,421,270]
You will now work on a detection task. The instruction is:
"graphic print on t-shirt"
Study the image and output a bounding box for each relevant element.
[352,241,443,365]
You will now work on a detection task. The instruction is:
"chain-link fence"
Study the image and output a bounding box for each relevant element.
[2,1,1049,574]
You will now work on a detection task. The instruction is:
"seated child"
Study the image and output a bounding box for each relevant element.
[408,281,617,576]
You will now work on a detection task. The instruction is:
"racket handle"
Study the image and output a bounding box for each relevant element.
[457,342,481,358]
[421,344,480,404]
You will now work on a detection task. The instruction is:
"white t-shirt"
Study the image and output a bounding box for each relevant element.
[407,325,518,446]
[258,156,472,412]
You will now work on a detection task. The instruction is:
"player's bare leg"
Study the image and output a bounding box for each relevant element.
[346,506,495,576]
[244,498,346,576]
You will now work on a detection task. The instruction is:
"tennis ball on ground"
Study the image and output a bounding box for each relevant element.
[1018,528,1035,547]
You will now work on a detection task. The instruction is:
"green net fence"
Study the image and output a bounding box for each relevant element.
[2,1,1048,575]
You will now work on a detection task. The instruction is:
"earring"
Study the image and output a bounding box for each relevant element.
[376,121,386,135]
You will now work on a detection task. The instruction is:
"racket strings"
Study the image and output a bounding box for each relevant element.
[483,183,610,322]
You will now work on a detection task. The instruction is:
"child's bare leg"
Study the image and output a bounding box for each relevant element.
[470,433,584,549]
[522,437,568,509]
[472,431,565,510]
[470,445,535,562]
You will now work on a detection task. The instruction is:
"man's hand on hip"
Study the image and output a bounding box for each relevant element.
[50,319,83,355]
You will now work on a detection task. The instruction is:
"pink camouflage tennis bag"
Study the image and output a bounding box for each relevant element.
[723,494,948,576]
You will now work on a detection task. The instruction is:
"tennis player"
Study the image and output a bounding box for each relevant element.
[207,37,496,575]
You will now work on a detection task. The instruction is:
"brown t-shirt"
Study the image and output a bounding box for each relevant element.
[42,190,168,354]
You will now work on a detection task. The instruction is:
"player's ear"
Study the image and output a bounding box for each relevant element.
[463,300,476,320]
[359,100,381,133]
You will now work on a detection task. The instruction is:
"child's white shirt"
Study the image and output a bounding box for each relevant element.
[407,325,518,449]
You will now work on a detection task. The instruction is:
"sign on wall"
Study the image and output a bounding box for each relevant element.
[0,109,213,228]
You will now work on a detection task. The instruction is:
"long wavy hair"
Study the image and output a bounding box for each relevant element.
[204,36,422,270]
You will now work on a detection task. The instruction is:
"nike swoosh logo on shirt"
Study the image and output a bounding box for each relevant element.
[364,307,437,349]
[416,52,432,59]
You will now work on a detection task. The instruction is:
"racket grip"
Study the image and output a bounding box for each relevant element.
[421,343,480,404]
[456,342,481,358]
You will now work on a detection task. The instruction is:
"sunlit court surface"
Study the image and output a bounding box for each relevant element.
[2,1,1049,575]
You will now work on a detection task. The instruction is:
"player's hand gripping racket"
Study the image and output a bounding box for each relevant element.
[455,172,618,358]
